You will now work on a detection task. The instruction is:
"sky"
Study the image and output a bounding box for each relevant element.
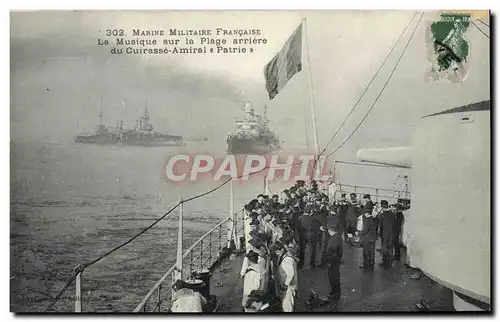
[10,10,490,187]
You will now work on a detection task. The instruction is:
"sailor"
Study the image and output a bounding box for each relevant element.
[241,236,269,305]
[298,204,321,268]
[359,204,378,270]
[393,203,405,261]
[319,209,338,267]
[344,193,359,244]
[314,196,329,248]
[282,189,291,204]
[241,250,264,308]
[261,213,275,239]
[170,279,207,313]
[322,217,343,300]
[336,194,349,241]
[277,243,299,312]
[357,194,374,242]
[269,194,280,211]
[379,200,396,267]
[257,194,265,208]
[288,200,303,245]
[271,219,285,244]
[246,218,261,251]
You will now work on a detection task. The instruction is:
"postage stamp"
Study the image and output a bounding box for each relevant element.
[425,12,471,83]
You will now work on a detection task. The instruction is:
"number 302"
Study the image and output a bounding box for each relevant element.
[106,29,125,36]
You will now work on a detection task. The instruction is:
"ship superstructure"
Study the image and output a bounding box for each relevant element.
[226,102,280,154]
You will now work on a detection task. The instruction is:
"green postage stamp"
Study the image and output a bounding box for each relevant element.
[426,12,471,83]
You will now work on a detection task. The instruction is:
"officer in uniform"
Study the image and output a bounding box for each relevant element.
[322,218,343,300]
[379,200,396,267]
[359,206,378,270]
[393,203,405,261]
[336,194,349,241]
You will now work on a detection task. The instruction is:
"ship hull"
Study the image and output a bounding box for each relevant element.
[408,102,490,308]
[226,137,280,155]
[74,135,183,147]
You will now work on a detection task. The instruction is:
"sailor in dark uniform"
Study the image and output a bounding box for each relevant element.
[322,217,343,300]
[359,206,378,270]
[268,194,279,211]
[345,193,361,244]
[335,194,349,240]
[393,203,405,261]
[298,203,323,268]
[257,194,265,208]
[379,200,395,268]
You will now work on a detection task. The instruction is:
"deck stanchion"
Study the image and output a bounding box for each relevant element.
[218,224,222,255]
[157,285,161,312]
[189,250,193,277]
[172,197,184,299]
[208,232,212,265]
[75,271,82,312]
[200,240,203,270]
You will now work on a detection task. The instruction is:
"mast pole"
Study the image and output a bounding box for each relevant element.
[99,95,103,126]
[303,18,322,180]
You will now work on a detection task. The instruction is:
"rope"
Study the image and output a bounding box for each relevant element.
[307,12,419,177]
[325,12,424,158]
[477,19,489,28]
[82,203,182,268]
[317,12,418,158]
[471,20,490,39]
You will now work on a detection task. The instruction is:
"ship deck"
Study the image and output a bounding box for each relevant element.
[210,239,454,312]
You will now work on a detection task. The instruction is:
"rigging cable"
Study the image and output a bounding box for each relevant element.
[325,12,424,158]
[477,19,489,28]
[471,20,490,39]
[317,12,418,158]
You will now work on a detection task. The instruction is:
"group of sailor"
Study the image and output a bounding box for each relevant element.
[239,180,341,312]
[239,180,406,312]
[335,192,405,270]
[170,180,406,312]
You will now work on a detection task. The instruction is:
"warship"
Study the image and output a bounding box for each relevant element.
[74,99,183,147]
[226,102,280,154]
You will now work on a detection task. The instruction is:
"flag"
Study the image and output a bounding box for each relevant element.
[264,23,303,100]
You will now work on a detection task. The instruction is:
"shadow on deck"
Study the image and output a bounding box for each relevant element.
[210,240,454,312]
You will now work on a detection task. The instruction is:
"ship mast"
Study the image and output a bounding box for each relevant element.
[142,100,150,125]
[99,95,103,126]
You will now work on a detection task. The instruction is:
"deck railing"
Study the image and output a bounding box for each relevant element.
[133,208,245,312]
[335,183,410,203]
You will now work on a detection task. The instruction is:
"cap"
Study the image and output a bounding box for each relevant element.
[363,194,371,199]
[381,200,389,207]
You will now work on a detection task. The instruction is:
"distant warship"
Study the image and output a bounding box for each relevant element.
[74,99,183,146]
[226,102,280,154]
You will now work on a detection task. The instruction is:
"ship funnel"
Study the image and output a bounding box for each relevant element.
[356,147,412,168]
